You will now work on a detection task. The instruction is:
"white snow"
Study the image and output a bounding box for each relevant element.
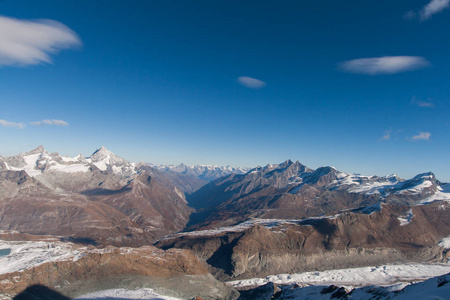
[348,181,395,194]
[420,190,450,204]
[112,165,122,174]
[75,289,182,300]
[92,160,108,171]
[61,155,82,162]
[162,216,338,240]
[20,153,42,177]
[0,240,81,275]
[439,237,450,249]
[398,180,433,194]
[397,209,413,226]
[48,163,90,173]
[273,273,450,300]
[3,147,139,177]
[227,263,450,289]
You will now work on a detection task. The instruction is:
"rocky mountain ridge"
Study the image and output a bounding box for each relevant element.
[158,201,450,280]
[0,146,191,245]
[152,163,250,182]
[186,159,450,229]
[1,148,450,299]
[0,233,238,300]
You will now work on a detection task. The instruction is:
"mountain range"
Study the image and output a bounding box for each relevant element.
[1,146,450,299]
[186,159,450,229]
[0,146,192,245]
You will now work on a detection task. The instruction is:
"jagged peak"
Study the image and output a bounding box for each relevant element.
[279,159,293,168]
[411,172,435,181]
[26,145,46,155]
[91,146,112,156]
[89,146,129,167]
[90,146,117,161]
[314,166,339,175]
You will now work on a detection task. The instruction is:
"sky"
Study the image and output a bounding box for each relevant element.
[0,0,450,180]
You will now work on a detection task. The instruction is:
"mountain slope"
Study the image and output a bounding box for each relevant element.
[153,163,250,182]
[0,146,191,245]
[186,160,450,229]
[158,201,450,280]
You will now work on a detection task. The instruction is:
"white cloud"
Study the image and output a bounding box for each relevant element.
[0,15,81,67]
[420,0,450,20]
[411,132,431,140]
[379,130,391,141]
[417,100,434,107]
[30,119,69,126]
[0,119,25,129]
[237,76,266,89]
[339,56,430,75]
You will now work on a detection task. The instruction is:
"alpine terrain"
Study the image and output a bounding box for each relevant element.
[0,148,449,299]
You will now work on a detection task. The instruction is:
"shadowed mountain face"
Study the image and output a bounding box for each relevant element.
[0,147,191,245]
[186,160,450,230]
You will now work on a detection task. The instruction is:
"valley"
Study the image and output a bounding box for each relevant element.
[0,147,449,299]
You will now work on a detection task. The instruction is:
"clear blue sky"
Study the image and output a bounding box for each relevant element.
[1,0,449,181]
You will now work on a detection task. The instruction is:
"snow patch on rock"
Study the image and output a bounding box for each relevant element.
[227,263,450,289]
[0,240,81,275]
[75,288,181,300]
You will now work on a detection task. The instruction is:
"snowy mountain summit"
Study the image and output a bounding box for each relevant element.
[151,163,250,182]
[0,146,138,178]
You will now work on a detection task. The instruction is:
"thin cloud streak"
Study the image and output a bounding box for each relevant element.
[417,101,434,107]
[379,130,391,141]
[237,76,266,89]
[30,119,69,126]
[0,119,25,129]
[420,0,450,20]
[0,15,81,67]
[339,56,429,75]
[411,132,431,140]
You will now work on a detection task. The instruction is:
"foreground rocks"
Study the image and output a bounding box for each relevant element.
[0,235,238,300]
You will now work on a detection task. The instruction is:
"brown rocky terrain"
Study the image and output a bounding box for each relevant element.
[157,201,450,280]
[186,160,448,231]
[1,149,449,299]
[138,163,208,195]
[0,234,238,300]
[0,147,192,246]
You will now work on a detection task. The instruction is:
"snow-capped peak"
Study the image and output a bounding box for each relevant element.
[0,146,138,178]
[90,146,115,161]
[86,147,134,174]
[151,163,251,182]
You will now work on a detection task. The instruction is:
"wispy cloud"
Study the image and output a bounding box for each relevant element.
[403,10,417,20]
[411,132,431,140]
[379,130,391,141]
[0,15,81,67]
[411,96,435,107]
[237,76,266,89]
[417,100,435,107]
[339,56,430,75]
[420,0,450,20]
[30,119,69,126]
[0,119,25,129]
